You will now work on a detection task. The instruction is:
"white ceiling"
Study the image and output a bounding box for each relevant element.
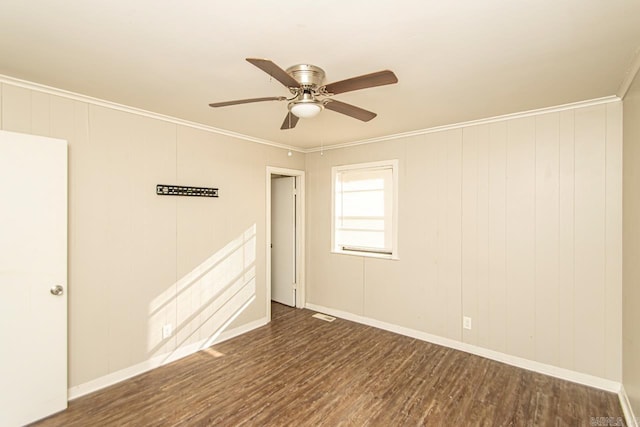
[0,1,639,150]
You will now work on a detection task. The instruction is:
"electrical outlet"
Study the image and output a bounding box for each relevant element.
[463,316,472,330]
[162,324,172,339]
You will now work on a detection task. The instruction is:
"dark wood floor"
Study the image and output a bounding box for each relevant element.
[33,302,624,426]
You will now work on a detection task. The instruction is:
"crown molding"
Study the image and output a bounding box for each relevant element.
[304,95,621,153]
[0,74,622,155]
[0,74,304,153]
[617,46,640,99]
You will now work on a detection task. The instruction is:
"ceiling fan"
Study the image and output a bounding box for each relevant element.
[209,58,398,130]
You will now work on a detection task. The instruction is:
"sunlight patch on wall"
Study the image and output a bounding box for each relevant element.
[146,224,257,358]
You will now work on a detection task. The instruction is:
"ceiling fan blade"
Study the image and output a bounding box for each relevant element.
[209,96,286,108]
[246,58,300,88]
[280,112,299,130]
[324,70,398,95]
[324,99,377,122]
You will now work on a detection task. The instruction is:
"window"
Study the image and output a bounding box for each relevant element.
[331,160,398,259]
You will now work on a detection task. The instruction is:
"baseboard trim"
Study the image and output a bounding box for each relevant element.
[305,303,621,394]
[68,317,268,400]
[619,385,639,427]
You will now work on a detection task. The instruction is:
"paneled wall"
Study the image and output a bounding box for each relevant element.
[0,82,304,388]
[306,102,622,381]
[623,71,640,414]
[0,76,625,391]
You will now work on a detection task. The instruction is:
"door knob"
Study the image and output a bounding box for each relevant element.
[50,285,64,296]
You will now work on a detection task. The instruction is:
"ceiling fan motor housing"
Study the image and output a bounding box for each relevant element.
[285,64,327,118]
[286,64,326,88]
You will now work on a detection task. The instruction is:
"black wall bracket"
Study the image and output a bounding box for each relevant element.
[156,184,218,198]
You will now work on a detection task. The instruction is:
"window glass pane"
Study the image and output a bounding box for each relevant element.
[337,217,385,231]
[335,229,385,249]
[340,190,385,217]
[340,170,385,191]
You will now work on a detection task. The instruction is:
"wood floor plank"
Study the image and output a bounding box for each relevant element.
[32,303,624,426]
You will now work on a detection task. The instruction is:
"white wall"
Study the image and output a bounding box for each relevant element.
[306,101,622,381]
[0,81,304,389]
[623,68,640,416]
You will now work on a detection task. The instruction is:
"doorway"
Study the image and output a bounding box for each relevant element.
[266,167,305,320]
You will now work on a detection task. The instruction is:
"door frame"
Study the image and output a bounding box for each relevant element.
[266,166,305,320]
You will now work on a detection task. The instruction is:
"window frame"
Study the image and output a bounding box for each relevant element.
[331,159,399,260]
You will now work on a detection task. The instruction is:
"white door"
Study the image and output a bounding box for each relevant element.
[271,176,296,306]
[0,130,68,426]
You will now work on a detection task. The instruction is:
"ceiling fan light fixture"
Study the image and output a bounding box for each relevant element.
[289,91,324,119]
[290,101,323,118]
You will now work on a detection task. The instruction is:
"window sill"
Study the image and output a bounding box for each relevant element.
[331,249,399,260]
